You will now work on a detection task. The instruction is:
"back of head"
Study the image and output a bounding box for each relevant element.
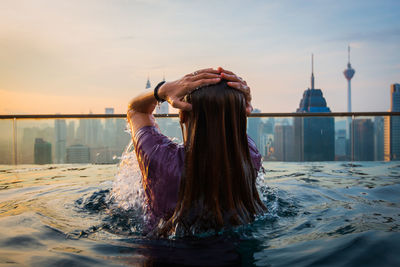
[157,80,265,237]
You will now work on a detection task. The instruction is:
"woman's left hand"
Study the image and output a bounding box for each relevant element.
[218,67,253,115]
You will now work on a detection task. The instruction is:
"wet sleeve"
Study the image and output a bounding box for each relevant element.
[133,126,182,185]
[247,135,262,172]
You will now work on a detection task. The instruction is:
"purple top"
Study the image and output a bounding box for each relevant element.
[133,126,262,227]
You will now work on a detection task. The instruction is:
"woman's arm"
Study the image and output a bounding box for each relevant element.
[127,90,158,134]
[127,68,221,136]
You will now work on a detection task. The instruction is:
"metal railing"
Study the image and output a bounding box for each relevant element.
[0,111,399,119]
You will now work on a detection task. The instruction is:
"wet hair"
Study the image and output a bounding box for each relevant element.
[157,80,266,237]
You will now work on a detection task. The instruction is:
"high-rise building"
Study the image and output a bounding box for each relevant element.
[105,108,114,114]
[66,144,90,163]
[274,124,295,161]
[21,127,54,164]
[384,83,400,160]
[76,115,103,148]
[335,129,347,160]
[34,138,52,164]
[294,54,335,161]
[374,117,384,161]
[104,108,116,148]
[55,119,67,163]
[67,121,75,146]
[145,77,151,89]
[353,119,374,161]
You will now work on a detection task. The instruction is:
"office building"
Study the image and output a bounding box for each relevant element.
[55,119,67,163]
[385,83,400,160]
[66,144,90,163]
[34,138,52,164]
[353,119,374,161]
[274,124,295,161]
[294,55,335,161]
[335,129,347,160]
[374,117,384,161]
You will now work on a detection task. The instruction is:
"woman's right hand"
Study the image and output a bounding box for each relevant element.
[218,67,253,115]
[158,68,221,111]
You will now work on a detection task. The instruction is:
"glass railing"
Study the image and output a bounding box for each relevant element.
[0,112,399,165]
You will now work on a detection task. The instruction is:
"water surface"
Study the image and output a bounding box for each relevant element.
[0,162,399,266]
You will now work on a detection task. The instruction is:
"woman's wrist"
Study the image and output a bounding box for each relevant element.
[157,82,168,102]
[154,81,166,103]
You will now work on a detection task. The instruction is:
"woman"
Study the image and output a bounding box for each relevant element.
[127,67,266,236]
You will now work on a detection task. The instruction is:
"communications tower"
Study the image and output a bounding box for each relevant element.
[343,46,355,112]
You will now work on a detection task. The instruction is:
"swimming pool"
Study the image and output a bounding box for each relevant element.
[0,161,399,266]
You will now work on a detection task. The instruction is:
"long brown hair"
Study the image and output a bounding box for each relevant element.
[157,80,266,237]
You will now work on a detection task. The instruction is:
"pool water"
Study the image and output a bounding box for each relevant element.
[0,161,399,266]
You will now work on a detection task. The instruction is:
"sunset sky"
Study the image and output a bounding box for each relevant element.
[1,0,399,114]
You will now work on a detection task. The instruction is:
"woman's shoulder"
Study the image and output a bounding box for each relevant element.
[134,125,185,174]
[247,135,262,171]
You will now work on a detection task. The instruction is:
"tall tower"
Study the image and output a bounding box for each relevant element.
[294,54,335,161]
[343,46,355,112]
[311,53,315,90]
[145,76,151,89]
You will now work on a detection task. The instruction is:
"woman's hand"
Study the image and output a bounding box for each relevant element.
[218,67,253,115]
[158,68,221,111]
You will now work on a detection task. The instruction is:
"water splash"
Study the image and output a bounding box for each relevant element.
[108,140,146,213]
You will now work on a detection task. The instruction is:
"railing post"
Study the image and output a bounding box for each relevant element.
[12,118,17,165]
[351,114,354,162]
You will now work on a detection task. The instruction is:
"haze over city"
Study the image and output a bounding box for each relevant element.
[1,0,399,114]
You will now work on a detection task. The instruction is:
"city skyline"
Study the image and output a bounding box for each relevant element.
[1,0,399,114]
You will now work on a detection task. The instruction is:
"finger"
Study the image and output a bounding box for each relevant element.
[217,67,234,75]
[194,68,220,75]
[246,103,253,115]
[191,77,221,89]
[191,73,220,81]
[227,81,251,100]
[221,72,242,82]
[170,98,192,111]
[227,81,249,91]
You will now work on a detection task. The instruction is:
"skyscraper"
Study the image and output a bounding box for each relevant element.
[145,77,151,89]
[66,144,90,163]
[104,107,115,148]
[55,119,67,163]
[294,54,335,161]
[34,138,52,164]
[274,124,295,161]
[353,119,374,161]
[385,83,400,160]
[374,117,384,161]
[67,121,75,146]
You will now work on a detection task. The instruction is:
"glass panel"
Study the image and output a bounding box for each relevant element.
[334,116,351,161]
[155,117,182,144]
[384,115,400,161]
[14,118,132,165]
[351,116,378,161]
[0,119,13,165]
[0,115,398,165]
